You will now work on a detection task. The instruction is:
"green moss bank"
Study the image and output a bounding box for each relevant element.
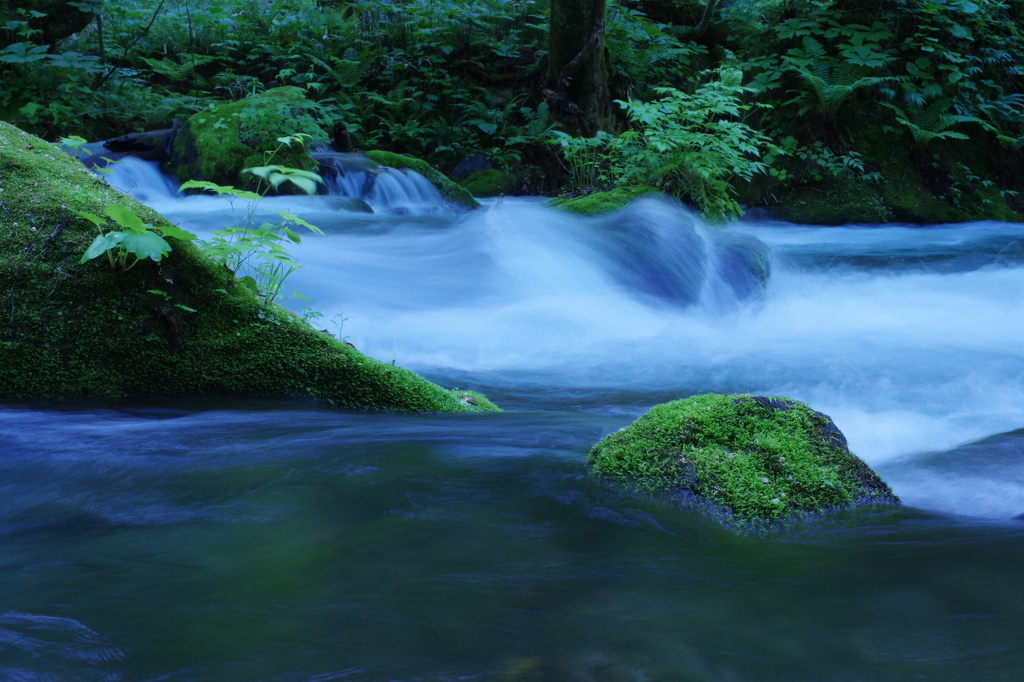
[0,122,498,412]
[458,169,519,197]
[760,125,1024,226]
[547,186,661,216]
[166,87,325,189]
[365,151,480,209]
[589,394,898,527]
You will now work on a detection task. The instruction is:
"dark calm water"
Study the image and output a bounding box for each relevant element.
[3,160,1024,680]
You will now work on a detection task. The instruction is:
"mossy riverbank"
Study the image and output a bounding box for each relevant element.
[0,122,498,412]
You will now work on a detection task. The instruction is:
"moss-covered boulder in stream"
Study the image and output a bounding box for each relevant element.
[365,151,480,209]
[166,87,328,189]
[589,394,898,529]
[458,168,519,197]
[547,186,661,215]
[0,122,498,412]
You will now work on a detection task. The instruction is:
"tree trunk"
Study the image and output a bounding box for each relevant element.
[546,0,615,137]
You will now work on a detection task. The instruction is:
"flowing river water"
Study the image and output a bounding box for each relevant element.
[3,158,1024,681]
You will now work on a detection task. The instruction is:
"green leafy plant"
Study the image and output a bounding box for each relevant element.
[77,205,196,270]
[60,135,92,160]
[552,68,776,220]
[181,161,324,305]
[766,137,880,185]
[782,36,899,121]
[549,129,613,191]
[880,98,987,147]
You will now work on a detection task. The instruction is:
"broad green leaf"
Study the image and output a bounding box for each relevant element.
[471,119,498,135]
[179,179,226,192]
[120,231,171,261]
[288,175,319,195]
[279,212,323,234]
[179,179,259,200]
[243,165,278,180]
[282,169,323,183]
[948,24,972,39]
[106,205,146,233]
[76,210,106,228]
[236,276,259,295]
[268,172,289,189]
[158,224,197,241]
[80,232,124,263]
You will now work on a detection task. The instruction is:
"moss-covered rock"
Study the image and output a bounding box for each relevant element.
[589,394,898,528]
[0,121,499,412]
[766,125,1024,225]
[547,186,661,216]
[774,179,894,225]
[166,87,328,189]
[364,151,480,209]
[458,168,519,197]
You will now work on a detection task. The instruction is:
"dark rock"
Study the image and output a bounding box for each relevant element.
[710,231,772,301]
[596,199,707,307]
[450,153,493,181]
[103,125,178,162]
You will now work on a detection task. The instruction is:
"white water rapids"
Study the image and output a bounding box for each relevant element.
[105,156,1024,521]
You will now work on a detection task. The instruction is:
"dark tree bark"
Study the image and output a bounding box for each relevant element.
[546,0,616,137]
[691,0,719,39]
[0,0,94,49]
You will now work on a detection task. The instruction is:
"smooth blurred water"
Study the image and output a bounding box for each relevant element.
[4,158,1024,680]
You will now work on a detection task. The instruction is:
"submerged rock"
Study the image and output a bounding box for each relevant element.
[709,231,772,300]
[589,394,898,528]
[364,151,480,209]
[0,122,498,412]
[587,197,771,307]
[597,199,707,306]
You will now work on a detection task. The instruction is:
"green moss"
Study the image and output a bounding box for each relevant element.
[853,125,1024,224]
[458,168,519,197]
[167,87,325,189]
[775,179,893,225]
[364,151,480,209]
[589,394,897,525]
[0,121,499,412]
[547,186,661,216]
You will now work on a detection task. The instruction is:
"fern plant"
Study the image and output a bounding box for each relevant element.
[782,37,898,121]
[880,98,987,147]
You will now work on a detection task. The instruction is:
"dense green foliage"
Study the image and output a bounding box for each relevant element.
[589,393,899,524]
[0,121,499,410]
[2,0,1023,220]
[167,86,328,187]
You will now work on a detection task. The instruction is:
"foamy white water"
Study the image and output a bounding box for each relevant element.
[104,156,1024,518]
